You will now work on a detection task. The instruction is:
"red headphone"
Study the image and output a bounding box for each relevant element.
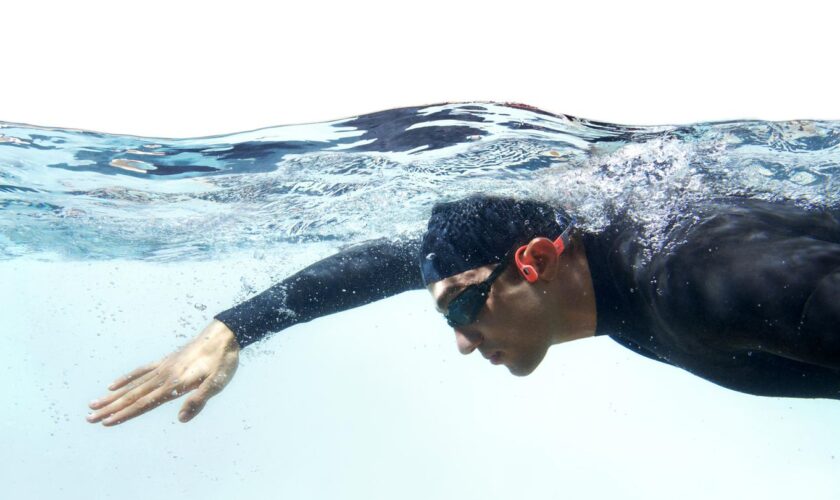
[513,230,571,283]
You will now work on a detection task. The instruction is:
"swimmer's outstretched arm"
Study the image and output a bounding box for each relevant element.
[215,238,422,348]
[87,238,421,426]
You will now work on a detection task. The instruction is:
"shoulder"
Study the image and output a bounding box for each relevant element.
[648,198,840,347]
[663,198,840,285]
[682,197,840,240]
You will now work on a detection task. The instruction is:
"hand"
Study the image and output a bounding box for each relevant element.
[87,320,240,426]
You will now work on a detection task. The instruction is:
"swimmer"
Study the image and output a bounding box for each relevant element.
[87,195,840,426]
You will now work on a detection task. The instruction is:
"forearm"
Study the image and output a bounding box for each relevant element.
[214,238,423,348]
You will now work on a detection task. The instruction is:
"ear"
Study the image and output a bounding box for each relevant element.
[514,237,560,283]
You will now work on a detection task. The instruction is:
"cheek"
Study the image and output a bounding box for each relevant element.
[488,290,552,350]
[484,295,536,341]
[489,286,541,324]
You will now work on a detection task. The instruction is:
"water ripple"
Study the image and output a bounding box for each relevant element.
[1,102,838,261]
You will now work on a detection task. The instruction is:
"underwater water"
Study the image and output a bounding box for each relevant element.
[2,102,839,499]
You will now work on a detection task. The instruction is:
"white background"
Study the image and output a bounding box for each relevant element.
[3,0,840,136]
[2,1,840,499]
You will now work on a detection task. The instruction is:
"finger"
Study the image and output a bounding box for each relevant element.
[108,362,159,391]
[178,374,224,423]
[89,370,157,410]
[87,375,164,423]
[100,383,182,427]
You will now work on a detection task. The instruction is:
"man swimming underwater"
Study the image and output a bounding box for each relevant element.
[87,195,840,426]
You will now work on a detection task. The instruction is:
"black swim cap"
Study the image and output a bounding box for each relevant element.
[419,195,573,285]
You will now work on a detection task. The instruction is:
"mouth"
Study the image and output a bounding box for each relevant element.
[487,351,503,365]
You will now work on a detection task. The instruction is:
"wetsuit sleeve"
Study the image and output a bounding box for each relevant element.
[213,238,423,348]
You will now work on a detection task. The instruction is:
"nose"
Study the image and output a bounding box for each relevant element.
[454,328,482,355]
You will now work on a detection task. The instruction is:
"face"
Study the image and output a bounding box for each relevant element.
[428,264,557,376]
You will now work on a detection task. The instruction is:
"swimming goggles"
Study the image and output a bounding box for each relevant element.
[443,252,512,328]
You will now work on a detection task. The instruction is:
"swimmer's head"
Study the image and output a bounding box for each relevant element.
[420,195,582,376]
[419,195,573,285]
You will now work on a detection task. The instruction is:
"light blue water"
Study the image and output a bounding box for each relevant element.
[2,101,838,262]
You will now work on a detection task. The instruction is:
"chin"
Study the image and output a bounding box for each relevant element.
[505,351,547,377]
[506,361,540,377]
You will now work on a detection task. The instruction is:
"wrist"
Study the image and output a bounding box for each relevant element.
[207,320,240,351]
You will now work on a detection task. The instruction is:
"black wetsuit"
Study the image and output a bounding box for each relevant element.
[215,198,840,399]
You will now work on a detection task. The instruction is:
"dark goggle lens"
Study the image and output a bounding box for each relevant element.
[444,285,488,327]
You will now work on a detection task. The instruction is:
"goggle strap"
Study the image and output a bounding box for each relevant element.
[554,217,575,255]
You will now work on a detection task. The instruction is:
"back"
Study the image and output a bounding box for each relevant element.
[587,197,840,398]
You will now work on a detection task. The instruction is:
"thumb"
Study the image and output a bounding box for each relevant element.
[178,376,223,423]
